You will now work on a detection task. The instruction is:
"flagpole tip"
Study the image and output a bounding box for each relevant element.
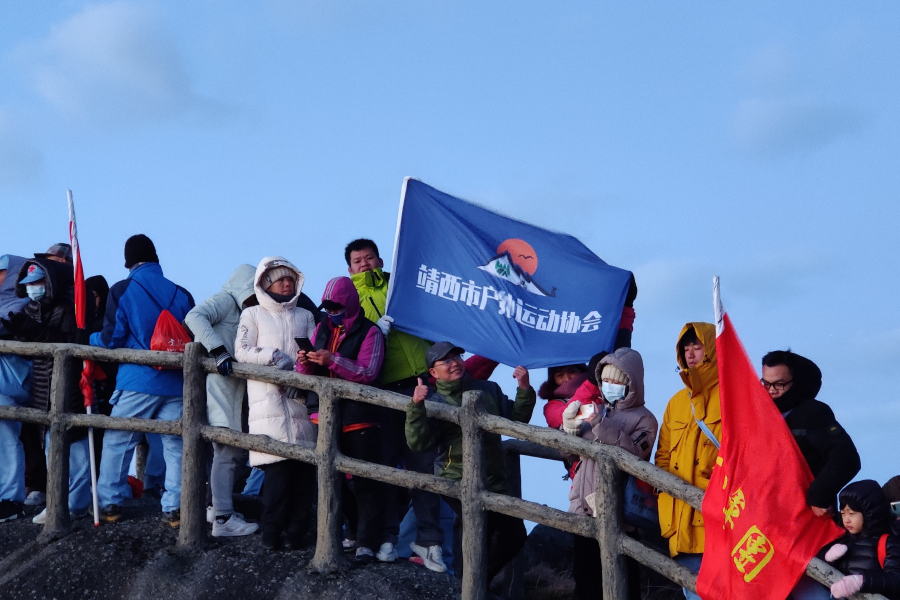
[713,276,724,336]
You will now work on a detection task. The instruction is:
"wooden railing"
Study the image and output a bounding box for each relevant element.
[0,341,883,600]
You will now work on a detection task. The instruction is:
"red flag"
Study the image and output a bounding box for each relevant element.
[68,190,95,408]
[697,278,841,600]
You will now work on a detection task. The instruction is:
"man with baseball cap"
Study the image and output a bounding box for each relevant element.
[35,243,72,265]
[405,341,535,584]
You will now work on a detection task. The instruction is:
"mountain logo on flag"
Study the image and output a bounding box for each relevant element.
[478,238,557,297]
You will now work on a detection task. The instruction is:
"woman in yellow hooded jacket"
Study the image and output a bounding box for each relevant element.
[654,322,721,599]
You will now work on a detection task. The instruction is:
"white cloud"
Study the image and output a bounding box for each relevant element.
[14,2,197,125]
[731,96,863,157]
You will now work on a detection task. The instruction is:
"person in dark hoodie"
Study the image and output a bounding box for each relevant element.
[760,351,860,514]
[0,255,32,523]
[296,276,387,563]
[822,480,900,598]
[0,258,93,523]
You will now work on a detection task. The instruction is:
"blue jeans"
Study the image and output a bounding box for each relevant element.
[98,391,183,512]
[674,553,703,600]
[241,467,264,495]
[791,574,831,600]
[44,430,92,512]
[0,395,25,503]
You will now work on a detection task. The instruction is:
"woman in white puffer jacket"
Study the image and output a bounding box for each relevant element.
[235,256,316,550]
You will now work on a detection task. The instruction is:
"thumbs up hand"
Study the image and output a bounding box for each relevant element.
[412,377,429,404]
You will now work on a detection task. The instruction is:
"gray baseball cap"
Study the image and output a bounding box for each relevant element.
[425,341,465,368]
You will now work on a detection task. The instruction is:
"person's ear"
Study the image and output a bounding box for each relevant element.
[376,257,384,269]
[429,367,438,379]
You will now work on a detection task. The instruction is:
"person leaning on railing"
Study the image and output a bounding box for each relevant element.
[405,341,536,584]
[1,257,95,526]
[235,257,317,551]
[653,322,720,600]
[184,264,260,538]
[89,235,195,527]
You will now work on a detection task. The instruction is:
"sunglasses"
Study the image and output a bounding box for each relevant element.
[891,501,900,519]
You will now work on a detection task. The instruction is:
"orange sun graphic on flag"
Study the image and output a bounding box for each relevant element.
[497,238,538,275]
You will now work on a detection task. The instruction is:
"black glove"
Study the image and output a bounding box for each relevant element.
[1,311,40,338]
[285,387,303,400]
[210,346,234,377]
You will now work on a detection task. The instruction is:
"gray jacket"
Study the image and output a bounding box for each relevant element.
[568,347,658,516]
[184,264,256,430]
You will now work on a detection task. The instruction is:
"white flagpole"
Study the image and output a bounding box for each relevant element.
[69,189,100,526]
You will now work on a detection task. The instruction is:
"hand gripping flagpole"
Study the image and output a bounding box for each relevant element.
[69,190,101,526]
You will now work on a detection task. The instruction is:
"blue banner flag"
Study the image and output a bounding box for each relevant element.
[385,178,633,369]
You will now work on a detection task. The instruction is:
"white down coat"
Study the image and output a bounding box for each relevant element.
[235,257,316,466]
[184,264,256,430]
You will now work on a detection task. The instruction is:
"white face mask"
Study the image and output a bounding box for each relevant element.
[601,381,627,405]
[26,284,46,301]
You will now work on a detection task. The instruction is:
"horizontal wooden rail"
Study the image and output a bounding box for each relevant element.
[66,413,182,436]
[0,405,51,425]
[200,425,316,464]
[334,455,460,497]
[482,491,594,539]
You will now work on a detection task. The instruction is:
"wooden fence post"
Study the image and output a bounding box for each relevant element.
[310,389,343,573]
[594,454,628,600]
[461,390,488,600]
[177,342,207,548]
[40,348,73,543]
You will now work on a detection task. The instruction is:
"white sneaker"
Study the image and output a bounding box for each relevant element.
[410,541,448,573]
[32,508,89,525]
[211,513,259,537]
[208,506,245,525]
[376,541,398,562]
[24,491,46,506]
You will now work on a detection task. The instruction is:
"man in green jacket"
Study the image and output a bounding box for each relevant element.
[345,238,446,570]
[406,341,536,583]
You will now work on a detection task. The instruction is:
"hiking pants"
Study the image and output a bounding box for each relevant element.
[260,459,315,544]
[210,441,246,516]
[98,391,183,512]
[0,396,24,503]
[341,427,386,550]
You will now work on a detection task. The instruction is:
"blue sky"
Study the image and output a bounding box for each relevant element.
[2,2,898,518]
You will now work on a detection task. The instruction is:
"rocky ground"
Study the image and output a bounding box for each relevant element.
[0,496,683,600]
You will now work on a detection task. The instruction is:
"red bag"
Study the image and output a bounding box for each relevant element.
[133,281,192,370]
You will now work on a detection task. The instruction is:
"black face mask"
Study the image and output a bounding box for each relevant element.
[266,290,294,304]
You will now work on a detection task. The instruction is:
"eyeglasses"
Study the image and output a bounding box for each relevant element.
[891,501,900,519]
[759,378,793,392]
[433,354,463,367]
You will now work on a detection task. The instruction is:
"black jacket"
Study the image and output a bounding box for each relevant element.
[308,316,379,428]
[827,480,900,598]
[773,353,860,508]
[4,258,88,439]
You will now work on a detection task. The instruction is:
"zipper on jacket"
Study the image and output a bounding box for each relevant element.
[368,297,382,318]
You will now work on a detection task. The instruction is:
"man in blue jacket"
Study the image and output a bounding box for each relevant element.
[90,235,194,526]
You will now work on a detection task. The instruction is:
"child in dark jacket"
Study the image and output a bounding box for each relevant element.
[823,479,900,599]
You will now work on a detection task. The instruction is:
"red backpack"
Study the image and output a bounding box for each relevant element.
[132,281,192,369]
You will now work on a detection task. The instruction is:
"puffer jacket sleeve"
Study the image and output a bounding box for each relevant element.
[184,292,232,352]
[861,534,900,597]
[235,309,276,366]
[804,407,861,509]
[328,326,384,384]
[585,408,658,460]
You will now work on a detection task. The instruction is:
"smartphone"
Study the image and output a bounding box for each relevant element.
[295,337,314,353]
[578,402,596,420]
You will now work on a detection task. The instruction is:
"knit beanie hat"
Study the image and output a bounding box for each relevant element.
[124,235,159,269]
[884,476,900,504]
[263,266,296,290]
[599,363,629,385]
